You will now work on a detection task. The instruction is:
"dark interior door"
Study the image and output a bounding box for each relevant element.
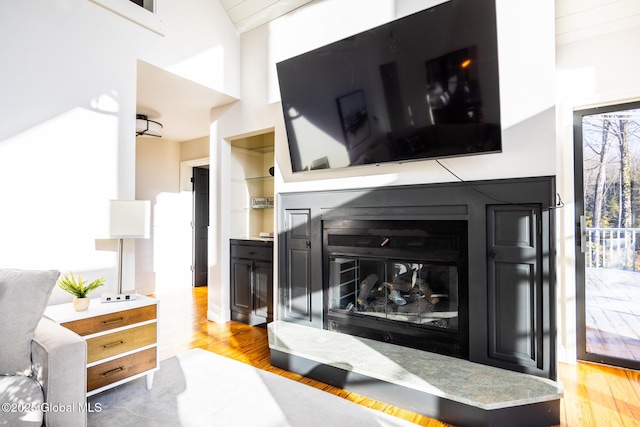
[192,167,209,287]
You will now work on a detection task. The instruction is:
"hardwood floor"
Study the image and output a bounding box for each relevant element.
[155,287,640,427]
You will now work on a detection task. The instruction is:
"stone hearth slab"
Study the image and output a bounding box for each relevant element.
[268,320,563,427]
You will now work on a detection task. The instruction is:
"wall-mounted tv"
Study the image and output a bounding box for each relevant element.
[277,0,501,173]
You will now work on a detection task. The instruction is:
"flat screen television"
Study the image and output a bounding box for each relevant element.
[276,0,501,173]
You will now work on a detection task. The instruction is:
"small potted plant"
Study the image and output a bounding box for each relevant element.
[57,272,105,311]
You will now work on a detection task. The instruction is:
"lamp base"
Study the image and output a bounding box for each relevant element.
[100,291,137,303]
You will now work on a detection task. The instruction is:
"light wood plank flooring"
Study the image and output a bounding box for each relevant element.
[155,287,640,427]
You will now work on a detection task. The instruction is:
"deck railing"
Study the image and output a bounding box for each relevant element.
[585,227,640,270]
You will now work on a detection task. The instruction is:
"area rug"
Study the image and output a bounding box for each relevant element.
[87,348,418,426]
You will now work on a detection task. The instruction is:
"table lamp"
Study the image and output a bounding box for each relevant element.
[103,200,151,302]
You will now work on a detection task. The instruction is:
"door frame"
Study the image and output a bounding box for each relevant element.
[573,101,640,370]
[180,158,210,287]
[180,158,209,192]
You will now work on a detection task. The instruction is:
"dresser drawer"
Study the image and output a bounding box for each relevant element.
[86,323,157,363]
[87,347,157,392]
[231,244,272,261]
[62,305,157,336]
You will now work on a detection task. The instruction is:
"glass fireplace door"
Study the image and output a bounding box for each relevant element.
[328,257,459,332]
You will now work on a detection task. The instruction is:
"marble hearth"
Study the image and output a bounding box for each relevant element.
[268,320,563,427]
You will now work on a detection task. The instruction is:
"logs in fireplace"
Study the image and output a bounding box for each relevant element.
[323,219,468,358]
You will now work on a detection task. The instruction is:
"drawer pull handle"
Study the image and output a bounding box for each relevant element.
[102,340,124,349]
[102,317,125,325]
[101,366,125,377]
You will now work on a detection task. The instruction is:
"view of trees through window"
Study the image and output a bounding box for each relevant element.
[582,108,640,270]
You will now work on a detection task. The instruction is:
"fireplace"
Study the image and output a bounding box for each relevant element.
[323,219,468,358]
[279,177,556,379]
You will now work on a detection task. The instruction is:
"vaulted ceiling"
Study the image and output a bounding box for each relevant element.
[219,0,313,34]
[137,0,640,143]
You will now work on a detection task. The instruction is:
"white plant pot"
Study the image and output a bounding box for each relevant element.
[73,297,90,311]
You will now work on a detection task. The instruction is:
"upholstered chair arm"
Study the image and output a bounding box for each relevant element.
[31,317,87,427]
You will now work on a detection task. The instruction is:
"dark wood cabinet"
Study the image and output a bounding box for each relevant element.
[230,239,273,325]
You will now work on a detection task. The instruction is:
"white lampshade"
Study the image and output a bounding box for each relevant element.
[109,200,151,238]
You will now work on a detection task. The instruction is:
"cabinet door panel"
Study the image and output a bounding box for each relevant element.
[287,248,311,317]
[282,209,313,323]
[254,261,273,320]
[487,205,544,375]
[492,262,536,361]
[231,259,252,313]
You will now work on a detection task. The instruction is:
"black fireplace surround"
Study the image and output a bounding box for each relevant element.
[324,219,468,358]
[278,176,557,379]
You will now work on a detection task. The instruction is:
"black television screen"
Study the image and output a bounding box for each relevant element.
[277,0,501,173]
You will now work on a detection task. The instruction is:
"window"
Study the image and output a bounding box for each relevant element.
[129,0,154,14]
[89,0,163,35]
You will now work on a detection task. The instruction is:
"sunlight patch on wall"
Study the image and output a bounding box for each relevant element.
[496,0,555,130]
[0,107,118,269]
[278,172,400,194]
[556,67,598,109]
[168,45,226,94]
[90,90,120,114]
[152,192,192,292]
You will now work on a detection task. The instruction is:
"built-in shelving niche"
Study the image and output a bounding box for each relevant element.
[230,131,275,239]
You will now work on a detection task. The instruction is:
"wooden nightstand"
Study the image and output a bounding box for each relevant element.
[44,295,159,396]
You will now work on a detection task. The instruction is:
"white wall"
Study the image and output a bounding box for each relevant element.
[211,0,556,323]
[181,136,210,161]
[0,0,239,304]
[555,24,640,362]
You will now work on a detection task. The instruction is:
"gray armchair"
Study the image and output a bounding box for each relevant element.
[0,269,87,426]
